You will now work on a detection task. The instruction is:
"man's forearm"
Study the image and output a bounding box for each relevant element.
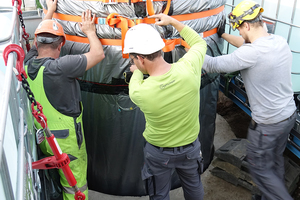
[44,0,57,20]
[180,25,206,50]
[129,70,143,105]
[84,32,105,70]
[222,33,244,48]
[87,32,104,56]
[44,10,55,20]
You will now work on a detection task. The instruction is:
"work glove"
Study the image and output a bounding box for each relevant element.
[217,15,226,38]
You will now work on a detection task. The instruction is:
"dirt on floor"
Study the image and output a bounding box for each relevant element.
[216,91,300,200]
[216,91,251,139]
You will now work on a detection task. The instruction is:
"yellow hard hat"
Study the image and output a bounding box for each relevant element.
[228,0,264,30]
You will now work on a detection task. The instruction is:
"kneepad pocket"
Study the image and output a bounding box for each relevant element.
[185,147,203,174]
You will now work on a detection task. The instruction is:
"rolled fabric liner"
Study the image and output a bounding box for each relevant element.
[48,0,225,195]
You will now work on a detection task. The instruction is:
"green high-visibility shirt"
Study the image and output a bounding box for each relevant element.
[129,26,207,147]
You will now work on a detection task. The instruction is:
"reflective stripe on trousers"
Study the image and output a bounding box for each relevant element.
[63,183,88,194]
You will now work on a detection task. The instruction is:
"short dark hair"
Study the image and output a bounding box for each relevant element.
[241,13,264,28]
[130,50,162,61]
[36,33,64,49]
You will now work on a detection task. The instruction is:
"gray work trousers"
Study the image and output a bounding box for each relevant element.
[141,139,204,200]
[247,111,296,200]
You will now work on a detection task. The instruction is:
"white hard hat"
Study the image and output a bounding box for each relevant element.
[123,23,165,55]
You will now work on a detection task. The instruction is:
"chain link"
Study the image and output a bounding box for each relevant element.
[21,74,37,106]
[18,8,30,51]
[18,11,25,29]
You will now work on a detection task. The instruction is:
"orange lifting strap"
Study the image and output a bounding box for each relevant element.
[106,13,135,58]
[146,0,171,16]
[161,27,218,52]
[44,5,223,58]
[65,27,216,53]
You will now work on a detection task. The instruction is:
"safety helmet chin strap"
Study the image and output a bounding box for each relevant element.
[229,4,261,29]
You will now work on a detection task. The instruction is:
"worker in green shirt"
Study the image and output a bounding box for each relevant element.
[123,14,207,200]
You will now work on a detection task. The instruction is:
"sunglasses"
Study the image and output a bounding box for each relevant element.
[129,57,136,65]
[129,55,145,65]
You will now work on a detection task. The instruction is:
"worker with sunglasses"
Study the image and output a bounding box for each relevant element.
[124,14,207,200]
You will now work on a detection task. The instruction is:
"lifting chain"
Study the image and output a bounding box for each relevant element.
[19,73,48,128]
[20,72,48,128]
[3,44,47,128]
[3,44,85,200]
[20,73,37,106]
[13,0,31,52]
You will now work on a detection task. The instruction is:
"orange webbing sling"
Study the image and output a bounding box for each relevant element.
[44,3,224,58]
[106,13,135,58]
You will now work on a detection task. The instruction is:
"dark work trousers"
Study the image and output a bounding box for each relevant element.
[141,139,204,200]
[247,111,296,200]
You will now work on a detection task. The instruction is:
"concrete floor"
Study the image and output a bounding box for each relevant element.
[89,114,252,200]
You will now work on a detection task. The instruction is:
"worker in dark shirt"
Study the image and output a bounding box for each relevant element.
[24,0,105,199]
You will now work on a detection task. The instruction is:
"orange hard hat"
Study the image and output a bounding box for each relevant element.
[35,19,66,46]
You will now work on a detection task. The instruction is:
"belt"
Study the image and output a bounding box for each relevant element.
[150,142,194,151]
[277,110,297,123]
